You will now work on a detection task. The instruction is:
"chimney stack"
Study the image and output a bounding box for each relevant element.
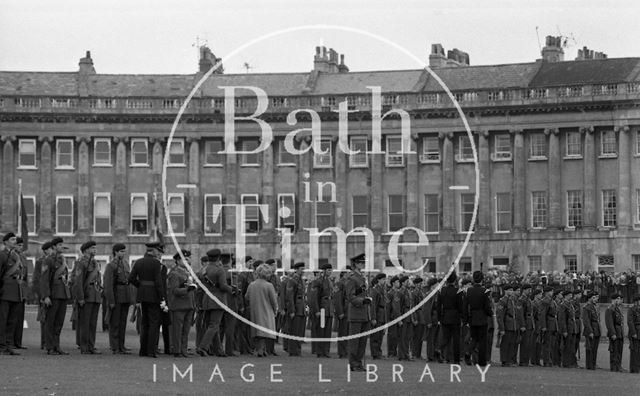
[313,46,348,73]
[199,46,224,74]
[429,44,469,68]
[78,50,96,74]
[541,35,564,62]
[576,46,607,61]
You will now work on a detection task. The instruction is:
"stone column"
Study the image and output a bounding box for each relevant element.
[224,137,238,239]
[260,139,275,258]
[334,136,347,229]
[441,132,455,234]
[1,136,16,231]
[113,138,128,236]
[151,138,165,236]
[297,137,311,240]
[406,134,419,228]
[511,129,526,230]
[369,137,384,272]
[39,137,53,234]
[187,138,202,238]
[616,126,631,230]
[76,137,91,236]
[547,128,562,229]
[477,130,491,232]
[582,126,596,229]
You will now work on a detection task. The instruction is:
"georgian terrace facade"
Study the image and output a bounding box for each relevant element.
[1,47,640,275]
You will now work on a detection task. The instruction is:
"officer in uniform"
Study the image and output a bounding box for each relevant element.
[285,262,306,356]
[265,258,282,356]
[369,273,387,359]
[531,288,544,366]
[346,253,371,371]
[628,295,640,373]
[74,241,102,354]
[237,256,256,355]
[40,237,71,355]
[571,289,583,366]
[309,262,333,358]
[465,270,493,367]
[32,241,53,349]
[518,284,534,366]
[459,278,473,365]
[196,248,232,357]
[194,255,209,348]
[0,232,22,355]
[103,243,133,354]
[333,270,350,358]
[219,253,239,357]
[423,277,439,362]
[397,275,413,361]
[582,290,601,370]
[11,237,28,350]
[497,284,519,367]
[167,249,196,358]
[411,277,425,360]
[437,270,462,364]
[128,241,166,358]
[605,293,624,372]
[561,290,578,368]
[387,275,401,358]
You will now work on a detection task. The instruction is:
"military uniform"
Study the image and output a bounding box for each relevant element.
[368,274,387,359]
[422,280,439,362]
[74,249,103,354]
[437,276,463,364]
[333,273,349,358]
[11,247,29,349]
[531,291,544,366]
[32,245,50,349]
[103,249,133,353]
[605,297,624,372]
[167,256,196,357]
[346,265,370,370]
[518,289,534,366]
[628,298,640,373]
[496,289,519,366]
[464,276,493,367]
[220,255,240,356]
[309,265,333,357]
[540,293,561,366]
[285,264,306,356]
[387,282,401,357]
[411,280,425,359]
[582,294,601,370]
[397,279,414,360]
[0,243,23,354]
[561,293,579,368]
[40,245,72,354]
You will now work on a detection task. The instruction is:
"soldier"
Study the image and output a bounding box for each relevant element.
[518,284,534,366]
[437,270,463,364]
[485,280,496,364]
[277,265,289,354]
[605,293,624,372]
[464,271,493,367]
[582,290,601,370]
[387,275,401,358]
[628,295,640,373]
[32,241,53,349]
[552,290,565,367]
[309,262,334,358]
[346,253,371,371]
[397,275,413,361]
[285,262,306,356]
[572,289,583,366]
[561,290,579,368]
[103,243,133,354]
[158,258,172,355]
[237,256,256,355]
[411,277,425,360]
[423,278,439,362]
[74,241,103,354]
[0,232,22,355]
[11,237,29,350]
[333,270,350,358]
[128,241,166,358]
[459,278,472,365]
[531,288,544,366]
[40,237,71,355]
[307,271,320,356]
[220,253,240,357]
[497,284,519,367]
[167,249,196,358]
[369,273,387,359]
[196,249,232,357]
[265,258,282,356]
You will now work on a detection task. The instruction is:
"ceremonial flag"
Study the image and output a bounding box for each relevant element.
[18,179,29,251]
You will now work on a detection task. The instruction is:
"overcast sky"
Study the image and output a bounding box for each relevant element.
[1,0,638,75]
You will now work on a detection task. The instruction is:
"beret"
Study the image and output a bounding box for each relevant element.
[200,255,210,263]
[375,273,387,280]
[390,276,399,284]
[220,253,232,265]
[112,243,126,253]
[521,284,532,290]
[461,278,471,286]
[81,240,97,252]
[350,253,365,263]
[42,241,52,251]
[503,284,514,291]
[611,293,622,300]
[320,262,332,270]
[265,258,276,265]
[472,271,484,283]
[206,248,221,259]
[173,249,192,261]
[399,275,409,284]
[145,241,164,253]
[532,289,542,296]
[2,232,16,242]
[16,237,23,244]
[244,256,254,263]
[292,262,305,269]
[413,277,423,284]
[587,290,599,298]
[572,289,582,295]
[252,260,263,268]
[553,289,563,297]
[51,237,64,246]
[562,290,572,296]
[543,286,554,293]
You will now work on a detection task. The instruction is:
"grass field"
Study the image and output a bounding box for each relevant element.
[1,306,638,395]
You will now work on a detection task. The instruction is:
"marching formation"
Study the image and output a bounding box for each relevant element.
[1,231,640,375]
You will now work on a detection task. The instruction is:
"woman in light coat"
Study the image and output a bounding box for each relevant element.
[245,263,279,357]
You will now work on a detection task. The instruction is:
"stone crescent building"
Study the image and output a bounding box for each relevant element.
[1,37,639,275]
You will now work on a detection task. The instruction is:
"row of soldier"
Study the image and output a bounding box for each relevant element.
[1,232,639,374]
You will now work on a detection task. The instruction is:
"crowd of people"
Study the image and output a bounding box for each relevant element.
[0,230,639,376]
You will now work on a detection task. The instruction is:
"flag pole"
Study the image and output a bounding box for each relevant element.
[17,178,22,235]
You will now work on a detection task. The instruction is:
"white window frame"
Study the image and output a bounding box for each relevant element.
[93,193,111,236]
[93,138,112,166]
[130,138,149,167]
[600,130,617,157]
[167,138,186,167]
[130,193,149,236]
[387,195,405,233]
[348,137,369,168]
[22,195,37,236]
[423,194,439,234]
[564,255,578,272]
[204,139,224,167]
[313,138,333,168]
[18,139,37,169]
[529,133,547,159]
[566,190,583,229]
[385,136,404,167]
[597,255,615,273]
[636,130,640,156]
[351,195,369,230]
[277,139,296,166]
[531,191,547,229]
[55,195,74,236]
[528,256,542,272]
[277,193,296,231]
[241,139,260,166]
[241,194,260,235]
[632,254,640,272]
[492,135,512,161]
[314,192,333,230]
[601,189,617,228]
[203,194,223,236]
[167,193,186,236]
[495,192,511,233]
[459,193,475,233]
[565,132,582,158]
[636,189,640,226]
[55,139,74,169]
[456,135,474,162]
[420,136,440,163]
